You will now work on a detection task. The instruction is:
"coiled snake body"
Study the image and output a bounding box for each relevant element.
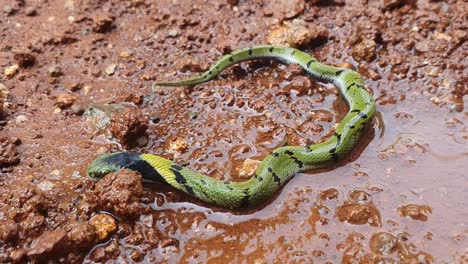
[87,46,376,208]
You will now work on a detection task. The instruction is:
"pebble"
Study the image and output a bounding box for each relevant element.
[15,115,28,124]
[0,82,10,112]
[89,214,117,241]
[4,64,19,77]
[167,137,189,152]
[267,19,328,48]
[238,158,261,178]
[167,28,181,38]
[70,103,86,115]
[55,93,78,109]
[48,66,62,77]
[25,6,37,16]
[105,64,117,75]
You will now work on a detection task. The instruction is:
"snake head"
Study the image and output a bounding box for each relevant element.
[86,153,122,180]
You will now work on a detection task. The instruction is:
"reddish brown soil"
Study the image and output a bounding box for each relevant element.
[0,0,466,263]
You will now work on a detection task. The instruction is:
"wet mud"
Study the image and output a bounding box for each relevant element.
[0,0,466,263]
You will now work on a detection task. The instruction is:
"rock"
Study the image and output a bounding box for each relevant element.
[282,64,304,81]
[166,137,189,153]
[238,158,261,178]
[105,64,117,75]
[175,57,206,73]
[282,76,313,96]
[70,103,86,115]
[93,13,114,33]
[267,19,328,48]
[0,82,10,112]
[48,66,62,77]
[94,169,143,219]
[0,220,19,244]
[55,93,77,109]
[14,52,36,68]
[89,215,116,241]
[4,64,19,77]
[414,41,430,53]
[167,28,181,38]
[15,114,28,124]
[28,229,69,259]
[352,39,377,62]
[84,103,126,130]
[25,6,37,16]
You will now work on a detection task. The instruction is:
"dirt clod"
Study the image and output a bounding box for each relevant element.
[108,107,148,149]
[28,229,68,259]
[0,134,20,167]
[94,169,143,219]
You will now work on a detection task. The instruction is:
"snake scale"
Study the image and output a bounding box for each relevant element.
[87,45,376,209]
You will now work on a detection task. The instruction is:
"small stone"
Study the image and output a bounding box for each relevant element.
[83,85,92,95]
[37,180,55,191]
[69,83,82,92]
[105,64,117,75]
[426,67,440,77]
[267,20,328,48]
[55,93,77,109]
[0,83,10,112]
[167,28,181,38]
[414,41,430,53]
[93,14,114,33]
[4,64,19,77]
[89,214,117,241]
[352,39,377,62]
[238,158,261,178]
[25,6,37,16]
[48,66,62,77]
[15,115,28,124]
[167,137,188,152]
[119,51,131,58]
[70,103,86,115]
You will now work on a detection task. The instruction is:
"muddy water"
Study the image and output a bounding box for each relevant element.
[0,0,466,263]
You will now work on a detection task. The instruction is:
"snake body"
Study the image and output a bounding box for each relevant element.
[87,45,376,208]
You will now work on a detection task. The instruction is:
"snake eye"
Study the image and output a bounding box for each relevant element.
[86,153,121,180]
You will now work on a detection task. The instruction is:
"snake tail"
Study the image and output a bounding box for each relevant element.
[87,45,376,209]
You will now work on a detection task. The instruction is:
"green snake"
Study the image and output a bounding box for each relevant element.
[87,45,376,209]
